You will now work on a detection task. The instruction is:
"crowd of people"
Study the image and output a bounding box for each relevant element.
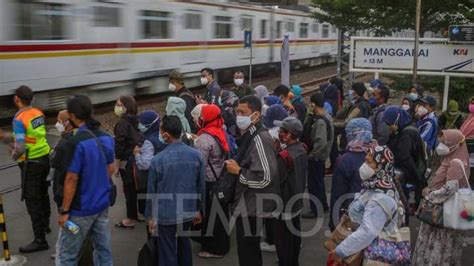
[2,69,474,266]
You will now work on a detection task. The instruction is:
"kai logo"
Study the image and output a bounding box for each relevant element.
[453,49,468,55]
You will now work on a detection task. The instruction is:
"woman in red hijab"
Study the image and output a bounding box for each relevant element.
[193,104,230,258]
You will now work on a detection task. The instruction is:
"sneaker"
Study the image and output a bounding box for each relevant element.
[19,239,49,253]
[260,241,276,252]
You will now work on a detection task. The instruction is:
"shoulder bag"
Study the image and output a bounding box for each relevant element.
[443,159,474,230]
[324,213,363,266]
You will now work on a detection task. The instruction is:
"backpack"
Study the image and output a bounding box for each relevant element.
[301,114,332,150]
[137,238,159,266]
[401,125,428,182]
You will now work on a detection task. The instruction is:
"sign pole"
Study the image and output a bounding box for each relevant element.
[250,38,253,89]
[443,75,450,111]
[244,29,253,88]
[413,0,422,83]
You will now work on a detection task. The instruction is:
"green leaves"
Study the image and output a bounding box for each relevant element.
[311,0,473,36]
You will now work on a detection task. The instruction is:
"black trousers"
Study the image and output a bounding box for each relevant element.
[236,216,262,266]
[264,218,275,245]
[275,216,301,266]
[20,156,51,241]
[200,182,230,255]
[120,167,138,220]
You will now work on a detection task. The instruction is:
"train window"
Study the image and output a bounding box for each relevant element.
[184,13,201,30]
[214,16,232,39]
[286,21,295,32]
[299,23,308,38]
[312,23,319,33]
[332,25,337,34]
[241,17,253,30]
[260,20,267,38]
[276,21,282,38]
[140,10,172,39]
[15,2,69,40]
[93,6,121,27]
[322,24,329,38]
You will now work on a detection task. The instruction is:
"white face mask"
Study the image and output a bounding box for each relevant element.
[236,113,255,131]
[55,121,65,133]
[200,77,208,85]
[234,78,244,86]
[359,162,376,181]
[408,92,418,101]
[168,83,176,92]
[114,105,126,117]
[401,104,410,111]
[416,106,428,117]
[436,142,451,156]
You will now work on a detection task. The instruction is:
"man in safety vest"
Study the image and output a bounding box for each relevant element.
[11,85,51,253]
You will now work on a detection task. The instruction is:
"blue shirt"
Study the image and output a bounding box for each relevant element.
[146,141,206,225]
[416,111,438,151]
[67,126,115,216]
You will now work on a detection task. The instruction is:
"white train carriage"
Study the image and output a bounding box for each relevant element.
[0,0,338,115]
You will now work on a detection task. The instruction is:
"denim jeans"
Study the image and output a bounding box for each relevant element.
[56,208,112,266]
[158,222,192,266]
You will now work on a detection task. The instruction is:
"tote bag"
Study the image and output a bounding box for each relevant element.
[443,159,474,230]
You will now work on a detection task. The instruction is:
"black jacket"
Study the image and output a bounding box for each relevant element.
[176,87,197,133]
[277,142,308,217]
[387,125,425,184]
[114,115,141,161]
[51,132,74,206]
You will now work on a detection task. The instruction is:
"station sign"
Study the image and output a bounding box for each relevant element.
[244,30,252,49]
[350,37,474,77]
[449,25,473,43]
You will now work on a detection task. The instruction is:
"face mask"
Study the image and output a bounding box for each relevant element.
[416,106,428,117]
[280,143,287,150]
[368,97,377,108]
[159,133,167,144]
[236,113,254,131]
[408,92,418,101]
[359,162,376,181]
[401,104,410,111]
[138,123,147,133]
[348,90,355,104]
[436,142,450,156]
[469,104,474,114]
[114,105,125,117]
[200,77,208,85]
[234,78,244,86]
[168,83,176,92]
[55,121,65,133]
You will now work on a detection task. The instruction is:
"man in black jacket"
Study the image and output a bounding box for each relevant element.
[274,117,308,266]
[169,70,197,133]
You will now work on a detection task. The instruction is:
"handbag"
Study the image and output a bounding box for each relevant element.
[211,127,263,206]
[324,214,363,266]
[415,197,444,227]
[137,237,159,266]
[363,199,411,265]
[443,159,474,230]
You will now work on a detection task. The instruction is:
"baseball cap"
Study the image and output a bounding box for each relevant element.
[420,95,437,107]
[274,117,303,137]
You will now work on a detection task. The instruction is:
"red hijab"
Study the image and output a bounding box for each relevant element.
[197,104,230,152]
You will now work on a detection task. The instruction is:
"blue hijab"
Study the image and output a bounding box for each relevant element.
[264,95,282,106]
[264,104,288,128]
[383,106,412,129]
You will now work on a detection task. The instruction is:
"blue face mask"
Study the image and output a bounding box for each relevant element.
[407,92,418,101]
[138,123,147,133]
[368,97,377,108]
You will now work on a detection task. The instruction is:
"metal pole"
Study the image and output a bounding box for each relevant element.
[413,0,422,83]
[443,75,450,111]
[0,196,10,261]
[269,6,275,63]
[336,29,343,78]
[250,32,253,89]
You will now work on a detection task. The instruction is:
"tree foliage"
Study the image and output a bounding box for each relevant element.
[311,0,474,36]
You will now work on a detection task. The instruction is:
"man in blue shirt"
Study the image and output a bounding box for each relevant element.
[200,68,222,105]
[56,95,116,266]
[416,96,438,152]
[146,115,205,266]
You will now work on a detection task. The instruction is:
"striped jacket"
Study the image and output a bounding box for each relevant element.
[232,123,280,218]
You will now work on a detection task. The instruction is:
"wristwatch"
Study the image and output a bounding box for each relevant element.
[59,208,70,215]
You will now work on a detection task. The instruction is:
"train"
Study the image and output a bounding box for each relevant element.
[0,0,338,116]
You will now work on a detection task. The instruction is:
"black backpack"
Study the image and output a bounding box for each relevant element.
[401,125,428,181]
[301,114,332,150]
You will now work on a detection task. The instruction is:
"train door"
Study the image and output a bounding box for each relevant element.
[179,9,206,66]
[84,1,130,74]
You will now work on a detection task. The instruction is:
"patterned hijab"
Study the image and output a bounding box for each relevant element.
[345,118,375,152]
[363,145,398,199]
